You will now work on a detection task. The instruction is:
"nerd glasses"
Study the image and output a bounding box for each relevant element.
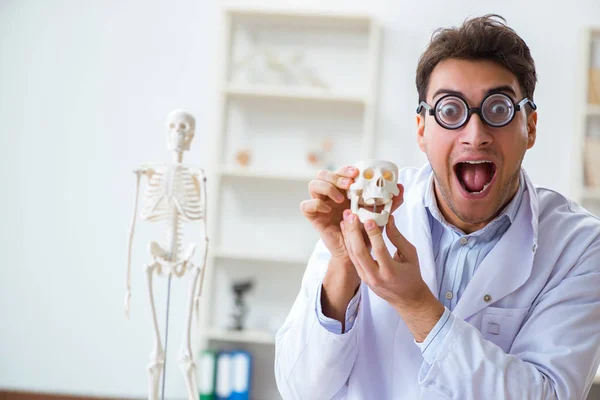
[416,92,537,130]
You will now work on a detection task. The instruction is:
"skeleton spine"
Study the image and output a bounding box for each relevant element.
[164,211,183,262]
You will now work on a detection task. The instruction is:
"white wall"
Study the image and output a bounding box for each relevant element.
[1,0,599,398]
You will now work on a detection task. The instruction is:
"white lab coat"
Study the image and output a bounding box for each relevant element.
[275,163,600,400]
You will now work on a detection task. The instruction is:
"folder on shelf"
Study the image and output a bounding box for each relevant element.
[229,350,252,400]
[590,68,600,105]
[198,350,217,400]
[215,351,232,400]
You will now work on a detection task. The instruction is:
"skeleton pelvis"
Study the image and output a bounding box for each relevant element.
[148,241,197,277]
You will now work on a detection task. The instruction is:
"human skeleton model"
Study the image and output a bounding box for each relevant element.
[125,110,208,400]
[347,160,400,227]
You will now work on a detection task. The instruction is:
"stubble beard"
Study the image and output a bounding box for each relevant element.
[432,164,522,227]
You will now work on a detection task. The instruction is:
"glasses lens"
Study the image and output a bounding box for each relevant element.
[482,94,514,126]
[436,96,467,129]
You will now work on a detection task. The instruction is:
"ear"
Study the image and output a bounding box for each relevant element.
[526,110,537,150]
[416,113,426,152]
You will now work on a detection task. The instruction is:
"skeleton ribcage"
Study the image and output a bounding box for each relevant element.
[140,166,204,223]
[139,165,205,262]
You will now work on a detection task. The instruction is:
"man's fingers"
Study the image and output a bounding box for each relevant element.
[300,199,332,216]
[309,180,347,203]
[385,215,416,261]
[364,220,393,265]
[343,211,378,276]
[333,165,360,179]
[316,167,358,190]
[341,218,366,281]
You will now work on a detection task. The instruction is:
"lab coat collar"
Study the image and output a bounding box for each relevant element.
[402,163,539,320]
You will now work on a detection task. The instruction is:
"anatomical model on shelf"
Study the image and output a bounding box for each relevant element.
[347,160,400,227]
[307,139,334,170]
[232,46,328,89]
[125,110,209,400]
[230,279,254,331]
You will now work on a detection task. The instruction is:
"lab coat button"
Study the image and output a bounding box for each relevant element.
[483,294,492,302]
[460,237,468,245]
[445,291,453,299]
[348,315,355,324]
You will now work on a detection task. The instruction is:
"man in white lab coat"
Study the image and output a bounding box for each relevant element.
[275,14,600,400]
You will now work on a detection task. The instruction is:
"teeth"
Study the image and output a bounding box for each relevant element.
[462,160,492,164]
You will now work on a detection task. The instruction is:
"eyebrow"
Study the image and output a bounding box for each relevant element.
[431,85,518,101]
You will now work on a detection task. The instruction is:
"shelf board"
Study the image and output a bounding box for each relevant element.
[582,187,600,200]
[220,166,315,182]
[587,104,600,116]
[214,248,308,265]
[227,8,373,30]
[204,327,275,345]
[225,84,367,106]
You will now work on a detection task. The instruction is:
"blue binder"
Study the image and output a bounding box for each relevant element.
[215,351,232,400]
[228,350,252,400]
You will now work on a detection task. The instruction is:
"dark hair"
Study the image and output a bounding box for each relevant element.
[416,14,537,109]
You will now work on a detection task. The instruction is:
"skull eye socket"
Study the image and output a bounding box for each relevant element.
[363,168,374,180]
[179,123,186,130]
[382,169,394,181]
[169,123,175,129]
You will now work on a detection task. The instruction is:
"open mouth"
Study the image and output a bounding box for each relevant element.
[453,160,497,195]
[351,193,394,226]
[358,201,388,214]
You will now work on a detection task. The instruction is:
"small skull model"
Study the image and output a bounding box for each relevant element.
[347,160,400,226]
[166,109,196,153]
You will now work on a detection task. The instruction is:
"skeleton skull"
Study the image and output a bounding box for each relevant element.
[166,109,196,153]
[347,160,400,226]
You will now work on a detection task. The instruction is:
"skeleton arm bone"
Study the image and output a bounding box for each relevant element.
[193,170,209,320]
[125,168,152,318]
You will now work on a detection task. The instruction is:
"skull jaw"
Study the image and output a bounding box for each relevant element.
[350,195,394,226]
[167,132,193,153]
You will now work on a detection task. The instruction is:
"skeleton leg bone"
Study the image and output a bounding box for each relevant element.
[180,264,200,400]
[194,236,209,321]
[145,262,164,400]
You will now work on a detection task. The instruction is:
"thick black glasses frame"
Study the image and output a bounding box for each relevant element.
[416,93,537,130]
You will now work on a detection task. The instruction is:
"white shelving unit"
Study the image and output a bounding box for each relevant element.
[575,28,600,386]
[198,8,381,399]
[575,28,600,217]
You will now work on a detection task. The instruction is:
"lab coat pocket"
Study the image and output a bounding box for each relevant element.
[481,306,529,353]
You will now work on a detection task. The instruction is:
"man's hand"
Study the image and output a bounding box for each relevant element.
[301,166,404,267]
[301,166,360,265]
[341,213,445,342]
[301,165,403,329]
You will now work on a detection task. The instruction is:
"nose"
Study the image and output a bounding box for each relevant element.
[460,113,493,148]
[376,177,384,187]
